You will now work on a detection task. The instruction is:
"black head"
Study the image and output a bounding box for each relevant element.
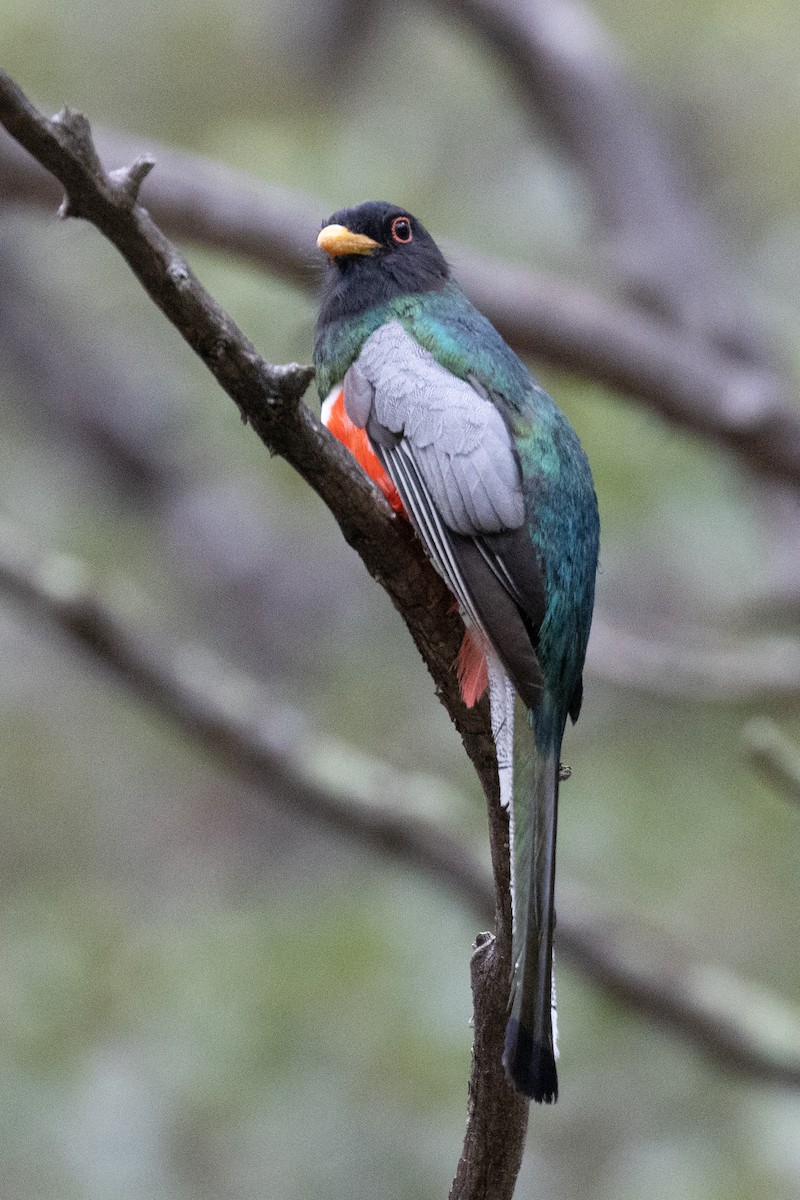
[316,200,450,325]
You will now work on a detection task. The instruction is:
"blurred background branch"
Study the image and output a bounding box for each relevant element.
[4,128,800,489]
[2,521,798,1093]
[587,617,800,703]
[0,523,493,915]
[438,0,779,365]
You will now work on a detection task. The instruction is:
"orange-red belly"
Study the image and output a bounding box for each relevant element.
[322,388,405,514]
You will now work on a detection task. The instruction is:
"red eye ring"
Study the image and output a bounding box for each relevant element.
[391,216,413,244]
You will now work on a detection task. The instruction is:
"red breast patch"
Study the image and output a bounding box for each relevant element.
[322,388,406,514]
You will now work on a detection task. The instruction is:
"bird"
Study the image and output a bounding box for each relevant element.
[313,200,599,1103]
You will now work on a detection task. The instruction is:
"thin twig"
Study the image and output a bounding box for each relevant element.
[1,523,798,1092]
[3,124,800,490]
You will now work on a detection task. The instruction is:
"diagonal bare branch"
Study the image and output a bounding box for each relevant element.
[0,67,503,842]
[0,72,524,1197]
[0,523,490,914]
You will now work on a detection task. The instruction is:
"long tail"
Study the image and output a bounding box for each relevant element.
[502,707,561,1103]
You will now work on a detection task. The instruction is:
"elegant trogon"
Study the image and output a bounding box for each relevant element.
[313,201,599,1103]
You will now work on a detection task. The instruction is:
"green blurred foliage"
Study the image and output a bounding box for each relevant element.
[1,1,800,1197]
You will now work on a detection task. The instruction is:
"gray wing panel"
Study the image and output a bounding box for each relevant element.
[346,322,525,536]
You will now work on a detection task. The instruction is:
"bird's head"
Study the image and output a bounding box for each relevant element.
[316,201,450,321]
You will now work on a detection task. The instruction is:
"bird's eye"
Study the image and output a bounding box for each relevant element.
[391,216,413,244]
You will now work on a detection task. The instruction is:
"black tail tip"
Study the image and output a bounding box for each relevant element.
[503,1017,559,1103]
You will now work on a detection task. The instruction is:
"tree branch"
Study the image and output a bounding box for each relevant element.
[450,932,528,1199]
[1,521,798,1095]
[3,122,800,491]
[0,72,485,774]
[0,72,524,1197]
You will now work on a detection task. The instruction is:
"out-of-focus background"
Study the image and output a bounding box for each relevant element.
[2,1,800,1197]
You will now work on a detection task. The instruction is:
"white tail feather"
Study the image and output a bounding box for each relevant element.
[551,960,559,1060]
[487,651,515,811]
